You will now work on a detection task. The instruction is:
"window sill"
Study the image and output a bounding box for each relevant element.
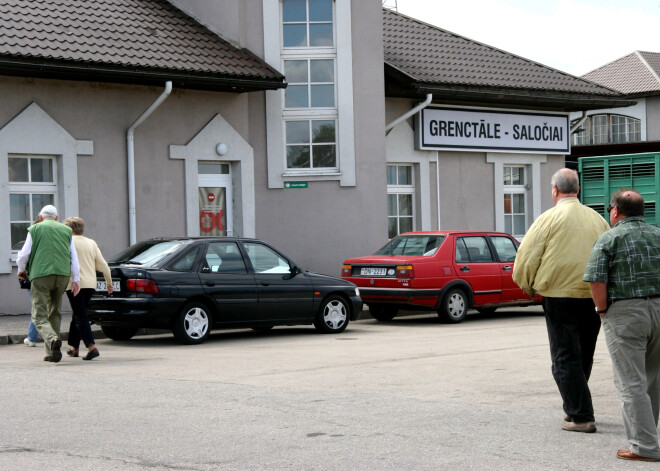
[282,170,341,180]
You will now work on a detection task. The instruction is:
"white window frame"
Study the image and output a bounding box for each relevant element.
[502,165,528,239]
[263,0,356,188]
[487,153,546,241]
[0,102,92,272]
[8,155,58,250]
[387,164,415,238]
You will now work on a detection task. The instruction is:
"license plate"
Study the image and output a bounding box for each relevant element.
[360,267,387,276]
[96,281,120,292]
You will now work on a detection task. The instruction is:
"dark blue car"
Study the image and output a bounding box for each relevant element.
[88,237,362,344]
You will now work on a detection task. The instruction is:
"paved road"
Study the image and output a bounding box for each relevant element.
[0,308,651,470]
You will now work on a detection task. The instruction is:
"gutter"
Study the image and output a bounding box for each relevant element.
[570,111,588,134]
[127,81,172,246]
[385,93,433,135]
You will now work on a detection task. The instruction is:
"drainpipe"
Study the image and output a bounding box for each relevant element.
[570,111,588,134]
[126,81,172,246]
[385,93,433,135]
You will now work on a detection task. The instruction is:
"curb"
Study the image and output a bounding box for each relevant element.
[0,328,169,346]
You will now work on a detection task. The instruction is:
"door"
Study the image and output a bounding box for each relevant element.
[242,241,313,321]
[453,236,501,304]
[198,162,233,236]
[489,235,529,302]
[199,241,258,323]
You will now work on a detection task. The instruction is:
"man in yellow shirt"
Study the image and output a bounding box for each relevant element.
[513,168,610,433]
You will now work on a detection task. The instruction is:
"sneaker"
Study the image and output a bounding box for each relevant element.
[24,338,36,347]
[562,420,597,433]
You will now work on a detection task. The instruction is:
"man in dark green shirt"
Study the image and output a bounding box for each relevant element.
[584,189,660,462]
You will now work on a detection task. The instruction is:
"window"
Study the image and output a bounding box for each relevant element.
[9,155,56,250]
[284,59,335,108]
[169,246,201,272]
[282,0,333,48]
[286,119,336,169]
[243,242,290,274]
[281,0,337,173]
[387,164,414,239]
[571,114,642,146]
[503,166,527,238]
[455,237,494,263]
[203,242,247,274]
[265,0,355,188]
[490,236,517,263]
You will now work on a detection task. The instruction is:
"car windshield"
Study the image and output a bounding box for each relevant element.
[108,240,186,267]
[374,235,446,256]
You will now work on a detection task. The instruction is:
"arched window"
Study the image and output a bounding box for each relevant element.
[571,114,641,145]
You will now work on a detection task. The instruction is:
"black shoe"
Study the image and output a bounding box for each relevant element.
[82,348,100,361]
[51,339,62,363]
[67,349,79,357]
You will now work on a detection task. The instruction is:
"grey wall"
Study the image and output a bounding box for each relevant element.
[646,96,660,141]
[0,75,252,313]
[250,0,387,277]
[437,152,495,230]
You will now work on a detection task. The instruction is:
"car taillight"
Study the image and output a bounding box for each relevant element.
[396,265,414,279]
[126,279,158,294]
[342,264,352,276]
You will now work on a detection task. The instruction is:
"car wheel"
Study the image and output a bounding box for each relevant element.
[368,304,398,321]
[476,307,497,315]
[314,295,349,333]
[101,326,138,341]
[173,301,212,345]
[438,288,468,323]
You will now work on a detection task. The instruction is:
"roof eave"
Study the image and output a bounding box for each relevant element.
[0,56,286,92]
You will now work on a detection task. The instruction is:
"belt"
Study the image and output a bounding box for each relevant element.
[614,294,660,301]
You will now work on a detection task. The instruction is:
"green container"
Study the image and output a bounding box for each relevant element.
[578,152,659,227]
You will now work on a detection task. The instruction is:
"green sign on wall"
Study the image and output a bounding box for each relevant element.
[285,182,308,189]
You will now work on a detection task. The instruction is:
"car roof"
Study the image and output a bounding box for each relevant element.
[397,230,512,236]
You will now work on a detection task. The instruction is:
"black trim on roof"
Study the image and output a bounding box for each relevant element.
[0,56,286,92]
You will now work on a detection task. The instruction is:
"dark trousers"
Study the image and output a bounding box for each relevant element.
[66,288,96,349]
[543,297,601,423]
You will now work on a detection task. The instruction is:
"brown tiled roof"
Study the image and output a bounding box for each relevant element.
[383,9,631,110]
[0,0,284,91]
[583,51,660,96]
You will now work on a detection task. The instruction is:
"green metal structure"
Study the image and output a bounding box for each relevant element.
[578,152,659,227]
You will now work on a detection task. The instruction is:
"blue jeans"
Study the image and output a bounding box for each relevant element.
[27,289,38,342]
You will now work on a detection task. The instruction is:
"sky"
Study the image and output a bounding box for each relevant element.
[390,0,660,77]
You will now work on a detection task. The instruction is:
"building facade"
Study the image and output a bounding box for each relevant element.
[0,1,632,314]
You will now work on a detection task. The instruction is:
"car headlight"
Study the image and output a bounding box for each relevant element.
[355,287,360,297]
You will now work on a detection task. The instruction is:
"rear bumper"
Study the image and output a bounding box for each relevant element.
[358,287,440,308]
[88,296,181,329]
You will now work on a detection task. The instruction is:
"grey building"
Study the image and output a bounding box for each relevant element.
[569,51,660,159]
[381,9,631,240]
[0,0,386,314]
[0,1,633,314]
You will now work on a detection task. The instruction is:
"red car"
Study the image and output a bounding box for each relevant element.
[341,231,541,323]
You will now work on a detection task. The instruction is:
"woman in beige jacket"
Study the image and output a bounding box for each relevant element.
[64,217,113,360]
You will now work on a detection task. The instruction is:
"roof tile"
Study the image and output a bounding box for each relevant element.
[383,8,619,97]
[583,51,660,95]
[0,0,282,82]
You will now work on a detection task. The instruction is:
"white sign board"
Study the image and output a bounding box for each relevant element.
[415,106,570,154]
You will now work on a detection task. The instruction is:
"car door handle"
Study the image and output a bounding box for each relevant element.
[460,266,470,272]
[205,281,215,287]
[502,265,512,271]
[261,281,270,286]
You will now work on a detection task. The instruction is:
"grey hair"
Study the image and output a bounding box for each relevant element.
[551,168,579,194]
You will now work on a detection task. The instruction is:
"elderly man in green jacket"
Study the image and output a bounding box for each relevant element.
[16,205,80,363]
[513,168,610,433]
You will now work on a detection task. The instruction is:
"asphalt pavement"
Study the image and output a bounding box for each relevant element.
[0,306,654,470]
